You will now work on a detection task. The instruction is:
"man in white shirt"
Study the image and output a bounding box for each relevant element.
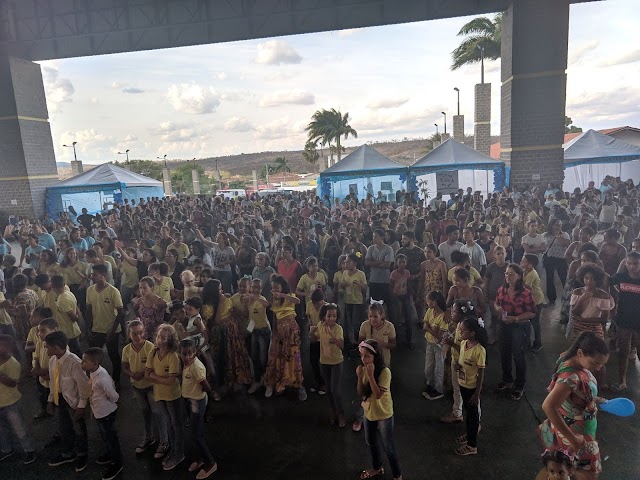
[460,227,487,276]
[45,331,89,471]
[438,225,463,269]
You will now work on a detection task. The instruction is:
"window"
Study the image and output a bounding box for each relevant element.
[380,182,392,191]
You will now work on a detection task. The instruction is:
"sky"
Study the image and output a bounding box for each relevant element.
[39,0,640,166]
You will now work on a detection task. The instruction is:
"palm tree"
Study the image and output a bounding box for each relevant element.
[450,13,502,71]
[305,108,357,164]
[302,140,320,172]
[273,156,290,186]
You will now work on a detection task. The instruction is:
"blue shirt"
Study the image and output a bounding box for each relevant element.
[25,245,46,269]
[71,239,88,253]
[38,233,56,251]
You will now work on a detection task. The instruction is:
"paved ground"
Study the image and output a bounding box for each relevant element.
[1,243,638,480]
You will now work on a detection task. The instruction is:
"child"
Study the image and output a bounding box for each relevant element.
[356,339,402,480]
[180,338,217,480]
[311,303,344,427]
[535,449,575,480]
[264,275,305,400]
[45,331,89,472]
[148,262,174,303]
[145,324,184,471]
[121,319,159,455]
[454,317,487,456]
[520,254,546,352]
[244,279,271,394]
[30,311,54,420]
[306,289,327,395]
[421,291,448,401]
[331,254,347,310]
[231,277,252,352]
[390,254,417,347]
[181,270,202,300]
[296,256,327,301]
[448,251,483,287]
[340,253,367,345]
[0,334,36,464]
[81,347,122,480]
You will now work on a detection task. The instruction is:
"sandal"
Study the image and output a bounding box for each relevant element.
[360,468,384,479]
[511,390,523,401]
[609,383,628,392]
[455,434,467,445]
[496,381,513,392]
[455,444,477,456]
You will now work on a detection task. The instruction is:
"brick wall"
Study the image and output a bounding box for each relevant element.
[453,115,464,142]
[474,83,491,156]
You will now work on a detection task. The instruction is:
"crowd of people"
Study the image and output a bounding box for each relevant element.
[0,173,639,480]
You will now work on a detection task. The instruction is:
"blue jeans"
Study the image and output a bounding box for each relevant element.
[363,416,402,478]
[96,411,122,466]
[56,396,88,457]
[250,327,271,383]
[500,322,529,390]
[320,363,343,415]
[189,397,214,464]
[132,386,163,443]
[156,398,184,458]
[0,401,34,454]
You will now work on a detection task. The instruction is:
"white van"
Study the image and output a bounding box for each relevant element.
[216,189,246,199]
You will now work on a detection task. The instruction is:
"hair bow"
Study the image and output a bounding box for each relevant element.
[370,298,384,306]
[541,448,575,463]
[242,274,253,280]
[477,318,485,328]
[460,301,474,313]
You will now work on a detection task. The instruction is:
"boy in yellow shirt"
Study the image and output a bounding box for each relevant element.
[306,290,326,395]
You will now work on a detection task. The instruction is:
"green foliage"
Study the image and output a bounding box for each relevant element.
[302,140,320,171]
[170,163,213,194]
[258,164,274,180]
[306,108,357,163]
[119,159,164,181]
[565,116,583,134]
[450,13,502,70]
[227,179,246,189]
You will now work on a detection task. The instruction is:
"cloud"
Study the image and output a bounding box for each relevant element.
[259,89,315,107]
[42,66,74,114]
[567,86,640,122]
[216,72,227,80]
[122,134,138,142]
[336,28,363,37]
[224,117,254,132]
[89,97,99,104]
[601,49,640,67]
[161,128,198,142]
[166,83,220,114]
[220,90,256,102]
[569,40,599,65]
[367,96,409,109]
[254,118,295,140]
[122,87,145,94]
[111,81,124,89]
[254,40,302,65]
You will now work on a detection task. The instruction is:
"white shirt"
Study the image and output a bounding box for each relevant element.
[48,350,90,409]
[460,242,487,271]
[89,365,119,419]
[521,233,546,261]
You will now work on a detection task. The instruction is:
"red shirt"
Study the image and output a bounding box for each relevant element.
[495,286,537,318]
[278,259,302,292]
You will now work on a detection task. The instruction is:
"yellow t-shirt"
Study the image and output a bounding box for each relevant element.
[333,271,345,298]
[317,322,343,365]
[231,293,250,333]
[359,320,396,367]
[297,272,327,298]
[423,309,447,344]
[122,340,154,389]
[451,323,463,362]
[26,326,38,345]
[0,356,21,407]
[145,349,181,401]
[33,336,50,388]
[181,358,207,400]
[457,340,486,389]
[171,243,190,262]
[248,296,269,330]
[153,277,174,303]
[448,266,482,286]
[362,367,393,421]
[271,298,296,321]
[343,270,367,305]
[184,285,201,300]
[524,269,545,305]
[119,261,138,289]
[218,296,233,321]
[62,262,89,285]
[306,301,323,327]
[86,284,123,334]
[104,255,117,276]
[0,292,12,325]
[55,290,81,339]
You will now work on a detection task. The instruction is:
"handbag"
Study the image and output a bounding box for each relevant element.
[542,235,557,264]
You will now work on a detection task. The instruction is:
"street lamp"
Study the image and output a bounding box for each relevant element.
[477,45,485,84]
[117,149,130,164]
[62,141,78,161]
[434,123,439,136]
[454,87,460,116]
[441,112,447,135]
[157,155,168,168]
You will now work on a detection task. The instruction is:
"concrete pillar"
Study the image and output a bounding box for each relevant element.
[501,0,569,189]
[70,160,83,175]
[162,168,172,196]
[191,169,200,194]
[252,170,258,192]
[474,83,491,155]
[441,133,451,142]
[0,56,59,219]
[452,115,465,142]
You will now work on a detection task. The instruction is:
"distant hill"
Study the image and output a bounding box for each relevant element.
[56,162,71,168]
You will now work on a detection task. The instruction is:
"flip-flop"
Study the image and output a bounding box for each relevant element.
[360,468,384,479]
[609,383,628,392]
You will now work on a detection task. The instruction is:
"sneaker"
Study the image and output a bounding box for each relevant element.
[33,410,50,422]
[495,381,513,391]
[163,454,185,471]
[75,455,88,472]
[248,382,261,394]
[23,451,36,465]
[96,454,112,465]
[102,464,123,480]
[352,420,362,432]
[0,450,14,462]
[265,386,274,398]
[298,387,308,401]
[189,461,204,472]
[426,391,444,400]
[49,453,77,467]
[196,463,218,480]
[317,386,326,396]
[308,386,317,393]
[440,413,464,424]
[153,443,170,459]
[135,438,156,454]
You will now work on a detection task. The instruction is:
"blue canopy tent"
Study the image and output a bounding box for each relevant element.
[46,163,164,218]
[319,145,408,201]
[563,129,640,193]
[408,138,506,199]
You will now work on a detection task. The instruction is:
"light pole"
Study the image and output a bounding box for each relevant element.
[441,112,447,135]
[63,141,78,161]
[117,149,130,164]
[454,87,460,116]
[434,123,439,137]
[157,155,167,168]
[477,45,485,84]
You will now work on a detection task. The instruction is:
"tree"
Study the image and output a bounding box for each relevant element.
[227,179,246,189]
[117,159,163,181]
[305,108,357,164]
[302,140,320,172]
[450,13,502,70]
[273,156,290,186]
[259,164,274,182]
[565,116,583,134]
[426,132,442,151]
[170,163,210,194]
